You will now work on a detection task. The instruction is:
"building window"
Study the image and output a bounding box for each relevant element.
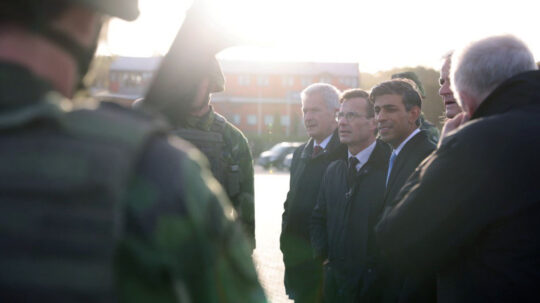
[264,115,274,125]
[282,76,294,86]
[247,115,257,125]
[301,77,312,87]
[280,115,290,126]
[257,75,270,86]
[238,75,251,86]
[320,76,332,84]
[232,114,241,125]
[110,72,118,81]
[124,72,143,87]
[340,77,357,87]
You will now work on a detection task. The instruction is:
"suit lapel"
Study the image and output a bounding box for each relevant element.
[291,138,313,188]
[384,131,425,202]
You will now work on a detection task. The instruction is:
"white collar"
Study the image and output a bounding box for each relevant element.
[315,133,333,149]
[348,140,377,171]
[393,128,420,156]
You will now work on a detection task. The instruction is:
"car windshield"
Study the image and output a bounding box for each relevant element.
[270,144,291,154]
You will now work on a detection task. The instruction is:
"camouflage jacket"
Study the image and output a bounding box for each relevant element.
[418,114,440,145]
[0,63,265,303]
[182,107,256,249]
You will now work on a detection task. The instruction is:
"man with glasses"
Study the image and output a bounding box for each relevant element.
[310,89,390,302]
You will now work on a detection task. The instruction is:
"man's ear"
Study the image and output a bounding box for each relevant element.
[408,106,421,125]
[457,90,478,116]
[369,117,378,133]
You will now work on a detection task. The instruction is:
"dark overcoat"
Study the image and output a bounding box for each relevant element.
[280,129,347,300]
[376,130,437,303]
[310,140,390,302]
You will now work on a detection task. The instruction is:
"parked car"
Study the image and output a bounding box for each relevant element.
[257,142,302,169]
[282,152,294,171]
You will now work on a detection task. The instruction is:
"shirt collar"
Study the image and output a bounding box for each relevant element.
[185,106,215,130]
[393,128,420,156]
[315,132,333,149]
[348,140,377,171]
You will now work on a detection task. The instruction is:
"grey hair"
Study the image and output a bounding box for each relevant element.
[442,50,453,61]
[451,35,537,102]
[301,83,341,110]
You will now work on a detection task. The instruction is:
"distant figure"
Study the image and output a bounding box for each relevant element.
[391,71,440,144]
[280,83,347,303]
[139,58,256,250]
[0,0,266,302]
[310,89,390,302]
[376,35,540,302]
[371,79,436,302]
[438,52,462,119]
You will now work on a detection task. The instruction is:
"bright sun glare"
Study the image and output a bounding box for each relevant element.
[103,0,540,73]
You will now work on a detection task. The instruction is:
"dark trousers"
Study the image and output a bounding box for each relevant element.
[285,261,323,303]
[322,263,360,303]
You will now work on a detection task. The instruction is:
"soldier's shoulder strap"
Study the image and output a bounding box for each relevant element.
[210,111,227,133]
[64,100,169,151]
[0,93,169,150]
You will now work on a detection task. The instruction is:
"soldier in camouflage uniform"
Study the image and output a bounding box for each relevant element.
[139,58,256,250]
[391,71,440,145]
[0,0,266,302]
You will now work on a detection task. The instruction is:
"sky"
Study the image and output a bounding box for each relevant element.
[103,0,540,73]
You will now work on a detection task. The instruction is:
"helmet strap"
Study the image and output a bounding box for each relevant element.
[34,23,101,89]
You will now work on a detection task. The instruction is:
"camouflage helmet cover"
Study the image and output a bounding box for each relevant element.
[391,71,426,98]
[65,0,139,21]
[208,57,225,93]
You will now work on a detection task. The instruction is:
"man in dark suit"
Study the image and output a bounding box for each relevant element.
[280,83,347,303]
[370,79,436,302]
[310,89,390,303]
[376,35,540,303]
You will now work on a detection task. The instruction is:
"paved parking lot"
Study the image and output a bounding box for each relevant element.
[252,166,293,303]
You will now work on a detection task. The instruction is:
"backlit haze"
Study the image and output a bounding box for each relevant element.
[102,0,540,73]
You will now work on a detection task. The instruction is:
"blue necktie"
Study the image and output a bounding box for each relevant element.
[386,151,397,187]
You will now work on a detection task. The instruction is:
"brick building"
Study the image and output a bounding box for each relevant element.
[212,60,359,137]
[100,57,359,137]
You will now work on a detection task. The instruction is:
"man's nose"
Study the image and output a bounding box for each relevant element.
[439,84,450,96]
[376,112,386,122]
[337,115,347,125]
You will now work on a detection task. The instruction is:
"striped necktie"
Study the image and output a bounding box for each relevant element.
[312,145,323,158]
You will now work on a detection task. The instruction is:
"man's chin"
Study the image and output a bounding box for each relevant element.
[446,105,462,119]
[379,134,396,145]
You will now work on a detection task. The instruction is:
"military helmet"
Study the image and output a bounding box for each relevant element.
[391,71,426,99]
[9,0,140,21]
[65,0,139,20]
[209,57,225,93]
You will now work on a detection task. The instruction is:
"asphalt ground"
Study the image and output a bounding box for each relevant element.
[253,165,293,303]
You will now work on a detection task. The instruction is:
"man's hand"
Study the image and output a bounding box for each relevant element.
[439,112,470,146]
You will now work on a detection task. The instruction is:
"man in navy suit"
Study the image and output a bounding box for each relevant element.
[370,79,436,302]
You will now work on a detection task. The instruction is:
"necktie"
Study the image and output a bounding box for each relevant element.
[386,151,397,187]
[312,145,323,158]
[347,157,360,188]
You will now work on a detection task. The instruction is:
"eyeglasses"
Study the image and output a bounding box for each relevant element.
[335,111,367,122]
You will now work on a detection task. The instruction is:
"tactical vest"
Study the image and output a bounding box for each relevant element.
[174,114,240,200]
[0,94,166,301]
